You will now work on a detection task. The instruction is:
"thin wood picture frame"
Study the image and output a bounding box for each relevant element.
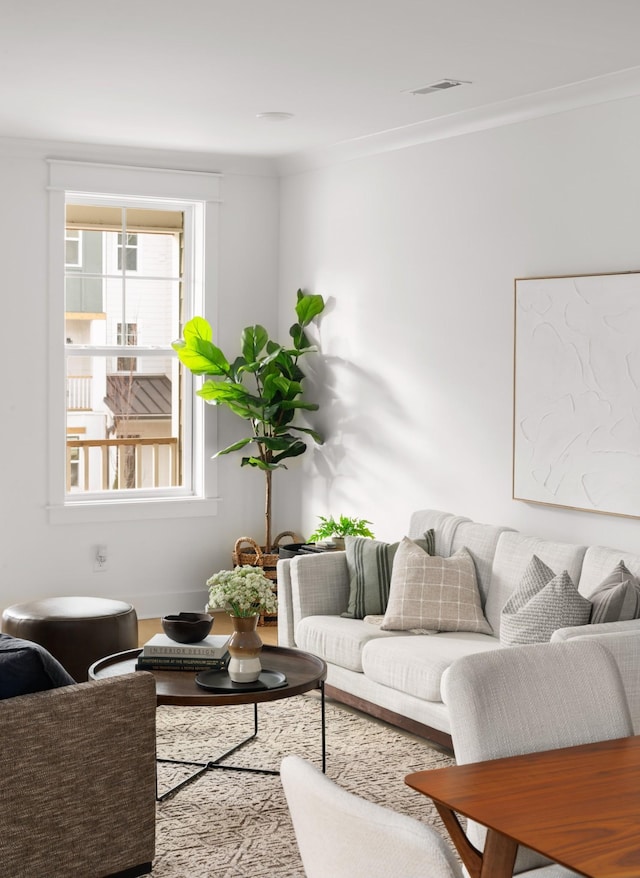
[513,270,640,519]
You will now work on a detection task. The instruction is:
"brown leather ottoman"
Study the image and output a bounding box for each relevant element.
[1,596,138,682]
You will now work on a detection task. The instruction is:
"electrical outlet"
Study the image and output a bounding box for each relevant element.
[94,545,108,573]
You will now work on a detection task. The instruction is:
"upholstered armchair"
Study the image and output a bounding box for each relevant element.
[0,671,156,877]
[443,639,633,877]
[281,754,462,878]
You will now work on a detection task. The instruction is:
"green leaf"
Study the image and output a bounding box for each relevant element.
[215,437,254,456]
[198,381,247,402]
[198,381,264,419]
[289,323,310,350]
[241,456,281,471]
[172,336,230,375]
[285,425,323,444]
[278,400,319,412]
[172,318,231,375]
[272,440,307,464]
[260,435,298,451]
[296,293,325,326]
[183,316,212,344]
[242,325,269,362]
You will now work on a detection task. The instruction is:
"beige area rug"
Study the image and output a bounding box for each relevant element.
[153,694,455,877]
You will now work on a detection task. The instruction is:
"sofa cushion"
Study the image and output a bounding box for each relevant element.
[363,631,502,702]
[380,540,492,635]
[342,531,435,619]
[0,634,75,699]
[588,561,640,624]
[295,615,410,673]
[501,555,592,645]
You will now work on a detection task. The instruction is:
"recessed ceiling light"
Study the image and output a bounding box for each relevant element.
[406,79,471,96]
[256,112,295,122]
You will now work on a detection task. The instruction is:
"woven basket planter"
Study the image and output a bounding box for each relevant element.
[232,532,301,626]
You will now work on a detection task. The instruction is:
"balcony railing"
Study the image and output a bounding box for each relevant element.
[66,437,179,492]
[67,375,92,411]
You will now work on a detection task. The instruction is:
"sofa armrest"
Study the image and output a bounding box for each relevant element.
[552,624,640,733]
[0,672,156,877]
[552,617,640,641]
[278,552,350,647]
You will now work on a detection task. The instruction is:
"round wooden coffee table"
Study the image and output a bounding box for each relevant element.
[90,644,327,800]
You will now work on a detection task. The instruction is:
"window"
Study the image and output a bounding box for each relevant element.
[117,322,138,372]
[65,229,82,267]
[117,232,138,271]
[48,160,221,522]
[67,433,81,488]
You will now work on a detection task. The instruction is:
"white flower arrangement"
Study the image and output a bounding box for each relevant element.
[206,565,278,618]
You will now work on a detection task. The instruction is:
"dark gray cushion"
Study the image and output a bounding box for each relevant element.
[342,530,436,619]
[589,561,640,624]
[0,634,76,699]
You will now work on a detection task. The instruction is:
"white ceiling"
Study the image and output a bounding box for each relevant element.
[3,0,640,162]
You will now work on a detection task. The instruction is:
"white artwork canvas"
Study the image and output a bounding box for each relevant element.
[513,272,640,518]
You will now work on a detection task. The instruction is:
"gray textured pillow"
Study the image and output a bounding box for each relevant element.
[380,539,492,634]
[589,560,640,624]
[342,530,435,619]
[501,554,591,645]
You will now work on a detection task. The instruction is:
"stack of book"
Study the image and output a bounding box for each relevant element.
[135,633,231,672]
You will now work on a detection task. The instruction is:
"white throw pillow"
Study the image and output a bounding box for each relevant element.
[380,538,492,634]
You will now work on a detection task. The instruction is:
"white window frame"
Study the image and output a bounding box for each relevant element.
[47,160,221,523]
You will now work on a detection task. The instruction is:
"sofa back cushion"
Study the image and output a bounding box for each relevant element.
[408,510,468,549]
[449,520,514,612]
[485,532,586,637]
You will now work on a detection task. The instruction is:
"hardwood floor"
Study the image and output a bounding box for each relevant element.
[138,613,279,646]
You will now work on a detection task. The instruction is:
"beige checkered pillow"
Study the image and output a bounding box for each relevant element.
[380,538,492,634]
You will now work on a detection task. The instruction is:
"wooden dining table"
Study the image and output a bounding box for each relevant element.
[405,735,640,878]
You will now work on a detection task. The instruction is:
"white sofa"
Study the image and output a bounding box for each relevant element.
[277,509,640,748]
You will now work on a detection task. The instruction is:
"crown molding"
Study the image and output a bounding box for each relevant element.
[276,65,640,177]
[0,135,279,177]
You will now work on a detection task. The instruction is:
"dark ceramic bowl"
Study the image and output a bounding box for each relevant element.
[161,612,213,643]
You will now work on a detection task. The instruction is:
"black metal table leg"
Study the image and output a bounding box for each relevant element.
[156,688,327,801]
[320,680,326,773]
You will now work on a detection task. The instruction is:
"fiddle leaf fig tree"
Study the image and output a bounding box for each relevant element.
[172,289,325,552]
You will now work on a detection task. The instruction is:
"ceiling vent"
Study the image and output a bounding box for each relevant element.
[407,79,471,96]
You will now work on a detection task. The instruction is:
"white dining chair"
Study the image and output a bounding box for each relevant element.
[280,754,463,878]
[442,638,634,877]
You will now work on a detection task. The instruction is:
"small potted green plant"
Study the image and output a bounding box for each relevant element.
[308,514,375,549]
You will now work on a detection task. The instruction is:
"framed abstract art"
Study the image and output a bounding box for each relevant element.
[513,271,640,518]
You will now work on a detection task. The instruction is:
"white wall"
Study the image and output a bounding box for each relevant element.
[0,138,280,616]
[277,94,640,553]
[4,91,640,623]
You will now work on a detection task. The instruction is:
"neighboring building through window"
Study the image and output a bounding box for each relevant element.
[117,322,138,372]
[64,204,183,495]
[65,229,82,267]
[117,232,138,271]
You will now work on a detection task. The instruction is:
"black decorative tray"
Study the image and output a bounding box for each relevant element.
[195,668,287,692]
